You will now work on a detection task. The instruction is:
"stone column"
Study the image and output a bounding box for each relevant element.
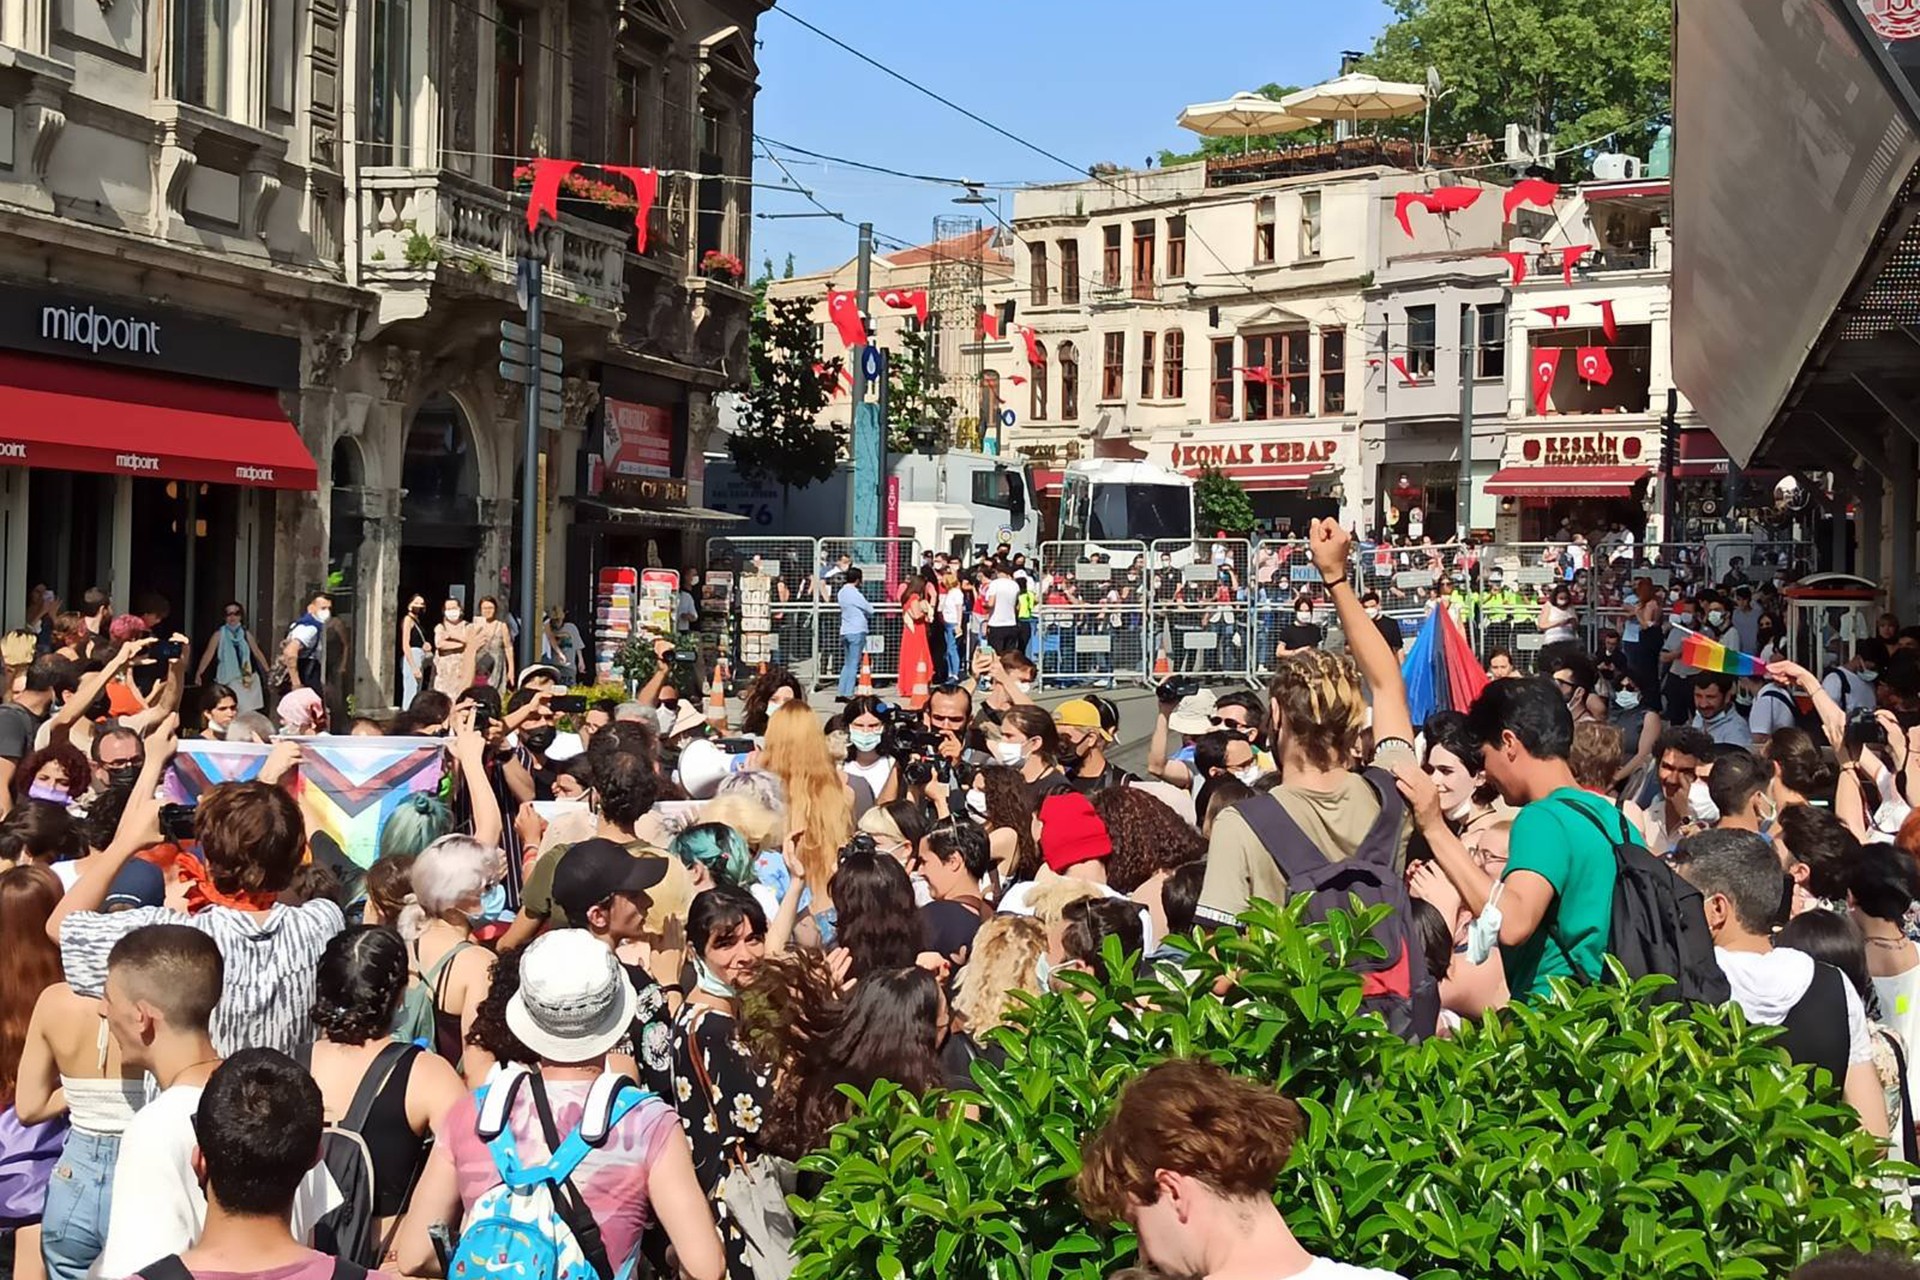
[361,484,405,712]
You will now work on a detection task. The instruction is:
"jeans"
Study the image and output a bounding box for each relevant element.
[943,629,961,682]
[41,1128,119,1280]
[839,632,867,697]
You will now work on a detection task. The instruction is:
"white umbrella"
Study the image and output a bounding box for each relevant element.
[1176,92,1317,139]
[1280,72,1427,122]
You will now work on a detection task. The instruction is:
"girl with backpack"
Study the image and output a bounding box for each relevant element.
[394,929,724,1280]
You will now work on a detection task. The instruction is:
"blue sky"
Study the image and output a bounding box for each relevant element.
[749,0,1395,276]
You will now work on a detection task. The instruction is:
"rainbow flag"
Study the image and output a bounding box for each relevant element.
[162,740,271,805]
[293,737,448,871]
[1679,629,1768,677]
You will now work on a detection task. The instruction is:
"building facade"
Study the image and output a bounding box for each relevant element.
[0,0,766,709]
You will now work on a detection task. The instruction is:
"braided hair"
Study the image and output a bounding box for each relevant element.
[312,925,410,1045]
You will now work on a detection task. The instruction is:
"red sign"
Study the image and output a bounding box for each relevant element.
[1170,439,1339,470]
[1520,433,1644,466]
[1865,0,1920,39]
[604,399,673,479]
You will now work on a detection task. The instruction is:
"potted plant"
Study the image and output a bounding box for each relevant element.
[699,250,745,284]
[511,164,640,236]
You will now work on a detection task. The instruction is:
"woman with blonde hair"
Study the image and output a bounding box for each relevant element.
[398,835,499,1083]
[757,701,854,944]
[952,914,1046,1042]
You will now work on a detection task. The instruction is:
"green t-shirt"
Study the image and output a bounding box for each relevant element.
[1500,787,1623,999]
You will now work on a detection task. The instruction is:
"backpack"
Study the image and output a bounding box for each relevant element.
[296,1039,418,1268]
[1231,767,1435,1041]
[141,1258,365,1280]
[447,1065,651,1280]
[1754,684,1825,741]
[395,940,473,1050]
[1557,800,1731,1005]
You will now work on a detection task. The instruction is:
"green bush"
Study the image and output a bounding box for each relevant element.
[791,900,1917,1280]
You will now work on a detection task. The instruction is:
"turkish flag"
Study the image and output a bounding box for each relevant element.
[1389,356,1421,386]
[1532,348,1563,415]
[526,159,580,232]
[1576,346,1614,385]
[1598,299,1618,343]
[1392,191,1422,237]
[1236,366,1272,385]
[1009,375,1027,386]
[1559,243,1593,286]
[1503,177,1559,219]
[601,165,659,253]
[1019,325,1043,367]
[1535,305,1570,326]
[827,291,868,350]
[976,307,1001,340]
[880,288,929,324]
[1426,185,1483,214]
[1493,251,1528,286]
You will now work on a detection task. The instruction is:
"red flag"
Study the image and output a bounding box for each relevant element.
[1236,366,1272,385]
[1009,375,1028,386]
[1018,325,1043,367]
[1531,348,1563,415]
[1576,346,1614,385]
[1393,191,1422,237]
[1389,356,1422,386]
[1598,299,1618,343]
[880,288,929,324]
[1503,177,1559,219]
[526,159,580,232]
[1535,306,1570,326]
[1426,186,1483,213]
[827,290,868,349]
[1559,243,1593,286]
[1493,251,1528,286]
[601,165,659,253]
[976,307,1001,340]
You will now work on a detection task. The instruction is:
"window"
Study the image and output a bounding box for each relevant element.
[1211,338,1234,421]
[1028,242,1049,307]
[811,323,825,351]
[614,64,646,167]
[980,372,1001,437]
[492,3,530,188]
[1139,332,1156,397]
[1254,196,1276,264]
[1320,327,1345,414]
[1031,342,1048,421]
[1101,332,1125,400]
[173,0,231,112]
[972,470,1020,508]
[1132,221,1156,299]
[1475,303,1506,379]
[1163,329,1184,400]
[696,103,729,258]
[1059,341,1079,419]
[1244,332,1311,419]
[1166,216,1186,279]
[1405,305,1437,379]
[1299,191,1322,257]
[363,0,411,163]
[1102,226,1122,286]
[1059,240,1081,305]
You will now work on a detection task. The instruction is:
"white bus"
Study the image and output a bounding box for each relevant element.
[1057,459,1197,557]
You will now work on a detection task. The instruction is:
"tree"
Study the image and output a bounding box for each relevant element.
[885,325,959,456]
[1195,467,1256,536]
[1365,0,1670,165]
[1157,83,1318,167]
[730,295,845,490]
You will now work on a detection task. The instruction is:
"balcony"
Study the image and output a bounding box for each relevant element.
[357,167,628,321]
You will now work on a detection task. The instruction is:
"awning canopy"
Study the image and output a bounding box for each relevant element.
[576,498,748,529]
[1672,428,1731,479]
[0,351,314,490]
[1484,465,1647,499]
[1183,463,1331,492]
[1031,468,1063,496]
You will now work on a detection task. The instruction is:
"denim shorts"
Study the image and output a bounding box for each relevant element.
[40,1128,119,1280]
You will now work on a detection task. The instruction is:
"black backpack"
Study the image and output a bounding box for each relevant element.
[1558,800,1730,1005]
[1754,683,1825,740]
[1233,767,1435,1040]
[296,1039,420,1267]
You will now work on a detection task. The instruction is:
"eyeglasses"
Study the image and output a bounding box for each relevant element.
[1552,677,1578,695]
[1207,715,1247,729]
[224,610,243,618]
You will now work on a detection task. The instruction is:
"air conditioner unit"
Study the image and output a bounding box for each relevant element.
[1592,153,1644,182]
[1503,124,1529,164]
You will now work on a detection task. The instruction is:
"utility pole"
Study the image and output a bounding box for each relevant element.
[1659,388,1679,543]
[1458,306,1476,541]
[517,247,543,670]
[850,223,884,542]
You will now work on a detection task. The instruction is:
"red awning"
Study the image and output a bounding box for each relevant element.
[1031,468,1063,496]
[1185,463,1331,492]
[1484,465,1647,499]
[0,351,315,490]
[1673,427,1730,479]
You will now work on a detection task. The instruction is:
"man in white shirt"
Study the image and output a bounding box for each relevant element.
[983,563,1021,655]
[1691,673,1754,747]
[1824,639,1883,714]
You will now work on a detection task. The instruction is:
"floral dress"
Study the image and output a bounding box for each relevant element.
[668,1002,773,1280]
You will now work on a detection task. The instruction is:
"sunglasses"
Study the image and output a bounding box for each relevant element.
[1207,715,1248,729]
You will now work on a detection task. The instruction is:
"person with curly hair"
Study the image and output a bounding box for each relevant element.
[300,925,464,1257]
[1088,786,1206,941]
[965,763,1039,883]
[739,666,805,738]
[13,741,90,808]
[460,943,536,1070]
[950,913,1045,1052]
[827,837,926,982]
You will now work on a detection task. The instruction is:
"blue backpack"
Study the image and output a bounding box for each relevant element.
[447,1066,651,1280]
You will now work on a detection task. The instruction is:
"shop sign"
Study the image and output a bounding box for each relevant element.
[604,399,674,479]
[1170,439,1340,469]
[1017,442,1082,465]
[1520,433,1645,466]
[613,475,688,506]
[0,282,298,387]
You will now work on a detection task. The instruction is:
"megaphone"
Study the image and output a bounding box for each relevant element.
[676,737,753,799]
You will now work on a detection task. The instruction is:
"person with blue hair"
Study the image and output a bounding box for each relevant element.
[670,822,754,892]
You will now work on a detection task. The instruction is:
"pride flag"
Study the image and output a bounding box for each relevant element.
[162,740,271,805]
[293,737,448,872]
[1402,605,1490,723]
[1679,629,1768,678]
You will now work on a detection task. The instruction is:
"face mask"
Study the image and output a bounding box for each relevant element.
[909,872,933,908]
[311,607,332,624]
[1444,795,1474,824]
[1614,689,1640,710]
[1688,778,1720,825]
[1015,681,1032,694]
[1707,610,1726,627]
[105,763,139,787]
[479,881,508,920]
[1466,883,1505,966]
[1233,765,1262,786]
[1034,953,1055,991]
[991,740,1026,766]
[1863,670,1881,684]
[692,956,736,1000]
[656,707,677,734]
[965,789,989,817]
[27,782,68,806]
[522,727,557,755]
[1364,606,1381,619]
[1058,741,1084,769]
[849,729,884,752]
[444,609,462,622]
[1757,796,1778,835]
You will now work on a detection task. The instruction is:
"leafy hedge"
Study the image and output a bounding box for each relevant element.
[791,900,1918,1280]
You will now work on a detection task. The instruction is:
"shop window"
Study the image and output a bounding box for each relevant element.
[1254,196,1276,264]
[1031,341,1048,421]
[1320,328,1345,414]
[1029,242,1049,307]
[1059,240,1081,305]
[1299,191,1322,257]
[1132,221,1156,299]
[492,3,530,189]
[1244,331,1311,420]
[1163,329,1184,400]
[1102,226,1121,286]
[1475,303,1506,379]
[1530,323,1653,416]
[1211,337,1234,421]
[1405,305,1436,379]
[1059,341,1079,419]
[1101,332,1125,401]
[173,0,231,113]
[1166,216,1186,279]
[363,0,412,163]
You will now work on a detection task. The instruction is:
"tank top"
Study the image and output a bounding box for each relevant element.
[60,1017,147,1135]
[1777,962,1851,1086]
[336,1043,429,1216]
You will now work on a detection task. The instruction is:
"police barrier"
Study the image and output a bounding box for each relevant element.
[1033,541,1151,690]
[1247,541,1340,680]
[816,537,924,685]
[1149,539,1255,684]
[706,537,822,682]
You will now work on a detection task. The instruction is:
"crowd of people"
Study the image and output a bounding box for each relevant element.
[0,520,1913,1280]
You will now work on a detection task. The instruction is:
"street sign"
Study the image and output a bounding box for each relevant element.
[499,321,561,354]
[498,361,565,389]
[538,389,563,414]
[999,408,1016,428]
[499,341,564,374]
[861,346,882,382]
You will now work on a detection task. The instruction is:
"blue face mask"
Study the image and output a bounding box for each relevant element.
[479,881,508,921]
[27,782,68,806]
[693,956,736,999]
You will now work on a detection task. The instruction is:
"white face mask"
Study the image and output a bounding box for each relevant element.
[849,729,884,752]
[1233,765,1262,786]
[656,706,677,734]
[1707,610,1726,627]
[444,609,462,622]
[1015,681,1031,694]
[991,739,1026,766]
[1614,689,1640,710]
[1364,606,1381,619]
[311,607,331,624]
[965,788,988,817]
[1688,778,1720,824]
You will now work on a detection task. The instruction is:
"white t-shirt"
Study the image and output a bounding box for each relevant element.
[1715,946,1872,1066]
[1825,666,1877,713]
[93,1084,341,1279]
[941,586,966,629]
[985,577,1020,628]
[996,877,1157,954]
[1294,1261,1410,1280]
[843,755,895,799]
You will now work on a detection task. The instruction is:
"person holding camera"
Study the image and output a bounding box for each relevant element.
[841,695,901,808]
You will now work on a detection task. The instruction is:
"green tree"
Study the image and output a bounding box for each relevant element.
[885,325,959,455]
[1157,83,1317,167]
[1365,0,1671,164]
[730,295,845,490]
[1196,467,1256,536]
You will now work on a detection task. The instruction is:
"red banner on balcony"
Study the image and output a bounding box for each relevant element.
[1576,347,1615,385]
[1503,177,1559,219]
[1392,185,1483,237]
[1493,251,1528,286]
[1560,243,1594,286]
[602,166,659,254]
[526,159,580,232]
[1598,299,1618,343]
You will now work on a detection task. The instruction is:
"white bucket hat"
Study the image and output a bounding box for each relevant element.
[505,929,636,1062]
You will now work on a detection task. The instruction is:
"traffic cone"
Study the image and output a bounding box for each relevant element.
[1152,648,1173,681]
[856,651,875,696]
[706,676,729,731]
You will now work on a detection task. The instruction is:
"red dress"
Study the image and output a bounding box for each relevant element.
[897,591,934,709]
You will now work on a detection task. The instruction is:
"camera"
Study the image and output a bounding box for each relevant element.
[550,694,587,714]
[159,803,197,843]
[149,638,183,662]
[1156,675,1199,705]
[1845,707,1886,748]
[884,704,974,789]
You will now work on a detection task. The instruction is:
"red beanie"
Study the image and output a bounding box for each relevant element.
[1039,792,1112,873]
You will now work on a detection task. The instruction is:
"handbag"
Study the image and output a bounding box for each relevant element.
[686,1019,797,1280]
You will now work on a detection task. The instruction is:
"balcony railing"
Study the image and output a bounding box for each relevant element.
[357,166,627,312]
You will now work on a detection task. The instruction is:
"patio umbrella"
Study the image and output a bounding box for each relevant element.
[1280,72,1427,126]
[1176,92,1316,151]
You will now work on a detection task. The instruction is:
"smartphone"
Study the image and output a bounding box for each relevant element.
[714,736,758,754]
[149,639,183,661]
[550,694,587,713]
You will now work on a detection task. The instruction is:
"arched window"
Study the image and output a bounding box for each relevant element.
[1059,341,1079,420]
[1031,341,1048,421]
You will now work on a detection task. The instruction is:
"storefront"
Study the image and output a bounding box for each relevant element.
[1486,425,1657,541]
[1164,431,1354,537]
[0,281,310,641]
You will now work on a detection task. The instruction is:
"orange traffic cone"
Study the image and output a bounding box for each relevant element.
[706,677,728,731]
[856,651,875,696]
[1152,648,1173,681]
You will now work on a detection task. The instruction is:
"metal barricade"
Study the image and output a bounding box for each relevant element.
[1033,541,1150,690]
[706,537,821,682]
[1355,541,1480,656]
[1475,543,1565,673]
[817,537,923,686]
[1149,538,1254,683]
[1247,541,1332,677]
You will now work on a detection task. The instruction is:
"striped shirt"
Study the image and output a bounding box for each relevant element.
[60,899,346,1056]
